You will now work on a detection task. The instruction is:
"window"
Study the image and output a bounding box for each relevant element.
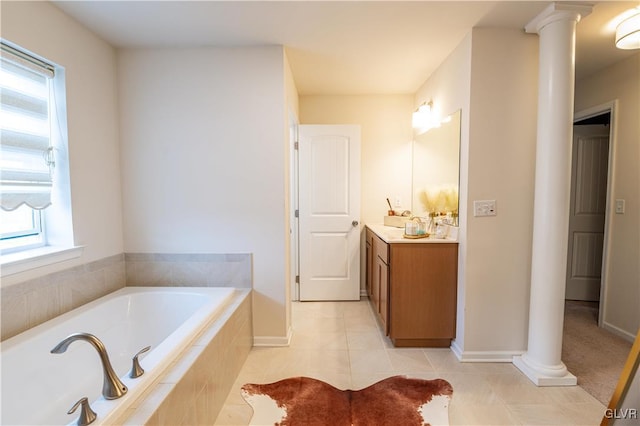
[0,42,55,253]
[1,41,75,263]
[0,205,43,251]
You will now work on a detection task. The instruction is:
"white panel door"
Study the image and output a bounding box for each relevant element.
[566,124,610,301]
[298,125,360,301]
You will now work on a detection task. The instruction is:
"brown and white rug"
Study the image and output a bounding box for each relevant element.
[241,375,453,425]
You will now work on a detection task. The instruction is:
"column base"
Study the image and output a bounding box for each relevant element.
[513,354,577,386]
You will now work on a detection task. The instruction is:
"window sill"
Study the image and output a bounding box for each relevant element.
[0,245,84,278]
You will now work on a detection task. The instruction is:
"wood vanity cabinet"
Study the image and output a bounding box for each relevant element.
[365,227,457,347]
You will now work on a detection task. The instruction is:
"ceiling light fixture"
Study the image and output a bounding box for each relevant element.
[615,11,640,49]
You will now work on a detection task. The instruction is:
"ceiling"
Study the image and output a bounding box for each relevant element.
[52,1,640,95]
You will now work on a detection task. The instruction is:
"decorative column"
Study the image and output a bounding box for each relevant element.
[513,2,592,386]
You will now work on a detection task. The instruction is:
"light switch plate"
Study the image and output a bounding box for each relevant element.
[615,199,625,214]
[474,200,497,217]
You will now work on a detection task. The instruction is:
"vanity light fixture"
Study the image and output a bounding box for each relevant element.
[412,100,439,132]
[616,10,640,49]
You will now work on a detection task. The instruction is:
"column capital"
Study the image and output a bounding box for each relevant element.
[525,2,593,34]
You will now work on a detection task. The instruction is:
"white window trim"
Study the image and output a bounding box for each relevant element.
[0,245,83,279]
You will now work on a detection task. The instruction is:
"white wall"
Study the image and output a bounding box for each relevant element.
[117,46,291,341]
[2,1,124,285]
[463,28,539,357]
[575,53,640,341]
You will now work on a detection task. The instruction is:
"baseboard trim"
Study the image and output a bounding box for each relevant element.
[253,326,292,347]
[602,320,636,343]
[450,339,463,360]
[451,341,525,362]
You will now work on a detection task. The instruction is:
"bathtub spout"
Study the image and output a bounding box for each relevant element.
[51,332,128,400]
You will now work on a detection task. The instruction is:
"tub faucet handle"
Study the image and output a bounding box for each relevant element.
[67,397,97,426]
[129,345,151,378]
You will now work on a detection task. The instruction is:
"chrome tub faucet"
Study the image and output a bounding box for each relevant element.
[51,332,128,400]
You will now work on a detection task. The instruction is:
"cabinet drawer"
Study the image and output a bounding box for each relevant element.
[373,234,389,264]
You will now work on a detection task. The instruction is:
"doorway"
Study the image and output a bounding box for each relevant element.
[565,111,611,308]
[561,104,622,403]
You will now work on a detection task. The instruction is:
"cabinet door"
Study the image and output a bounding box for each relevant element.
[365,232,373,298]
[371,254,379,311]
[389,243,457,340]
[370,232,385,313]
[378,257,389,334]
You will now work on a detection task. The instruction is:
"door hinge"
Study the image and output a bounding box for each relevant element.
[294,209,299,218]
[294,141,299,150]
[295,275,300,284]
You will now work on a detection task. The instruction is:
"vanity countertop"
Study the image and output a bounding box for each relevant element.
[366,223,458,244]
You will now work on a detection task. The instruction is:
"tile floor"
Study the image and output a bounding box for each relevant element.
[215,300,606,425]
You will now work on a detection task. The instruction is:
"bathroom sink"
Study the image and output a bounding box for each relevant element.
[381,228,405,240]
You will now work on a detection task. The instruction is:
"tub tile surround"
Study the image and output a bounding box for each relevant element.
[1,252,252,341]
[1,254,126,340]
[125,253,252,288]
[110,289,252,426]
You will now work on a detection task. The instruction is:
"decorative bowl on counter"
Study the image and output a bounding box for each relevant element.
[404,217,428,238]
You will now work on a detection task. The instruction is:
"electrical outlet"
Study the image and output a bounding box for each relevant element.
[474,200,497,217]
[394,197,401,208]
[615,199,625,214]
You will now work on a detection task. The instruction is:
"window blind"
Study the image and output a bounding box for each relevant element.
[1,42,55,211]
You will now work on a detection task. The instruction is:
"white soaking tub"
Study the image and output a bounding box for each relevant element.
[0,286,236,426]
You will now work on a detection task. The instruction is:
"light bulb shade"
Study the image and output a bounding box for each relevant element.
[412,110,424,128]
[412,110,428,128]
[616,12,640,50]
[412,102,433,129]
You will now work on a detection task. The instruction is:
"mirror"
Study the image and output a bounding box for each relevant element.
[603,329,640,425]
[411,109,461,224]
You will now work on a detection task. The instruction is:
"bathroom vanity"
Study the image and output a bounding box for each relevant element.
[365,224,457,347]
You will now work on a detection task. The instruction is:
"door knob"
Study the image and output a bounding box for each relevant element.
[352,220,359,227]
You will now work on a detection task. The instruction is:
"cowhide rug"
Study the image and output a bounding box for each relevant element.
[241,375,453,426]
